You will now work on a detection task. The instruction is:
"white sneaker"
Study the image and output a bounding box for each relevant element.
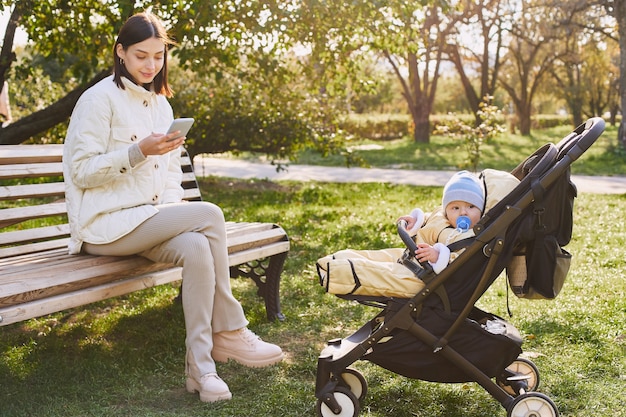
[186,372,232,403]
[212,328,284,368]
[185,350,232,403]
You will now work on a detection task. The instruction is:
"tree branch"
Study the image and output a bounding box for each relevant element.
[0,69,111,145]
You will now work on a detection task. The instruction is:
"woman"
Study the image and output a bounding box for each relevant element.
[63,12,284,403]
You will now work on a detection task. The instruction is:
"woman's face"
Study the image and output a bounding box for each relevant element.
[445,200,482,228]
[116,37,165,85]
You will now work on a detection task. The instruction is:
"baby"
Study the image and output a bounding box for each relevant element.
[400,170,485,273]
[317,169,519,298]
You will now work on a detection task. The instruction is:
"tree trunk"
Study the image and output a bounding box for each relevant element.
[447,45,480,117]
[0,5,24,87]
[409,95,431,143]
[519,108,532,136]
[616,0,626,148]
[412,116,430,143]
[570,104,583,128]
[610,104,619,126]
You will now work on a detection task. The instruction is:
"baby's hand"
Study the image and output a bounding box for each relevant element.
[397,215,416,231]
[415,243,439,263]
[398,208,424,235]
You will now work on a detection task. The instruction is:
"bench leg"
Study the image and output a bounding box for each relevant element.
[230,252,287,322]
[263,252,287,322]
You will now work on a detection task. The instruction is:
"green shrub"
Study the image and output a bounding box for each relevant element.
[433,99,507,171]
[340,114,411,140]
[531,114,571,129]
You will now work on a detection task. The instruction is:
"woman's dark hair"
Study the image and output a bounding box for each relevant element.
[113,12,174,97]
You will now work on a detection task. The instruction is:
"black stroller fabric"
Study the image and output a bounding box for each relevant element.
[364,307,522,382]
[363,249,522,382]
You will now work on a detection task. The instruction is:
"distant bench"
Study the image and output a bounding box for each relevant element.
[0,144,289,326]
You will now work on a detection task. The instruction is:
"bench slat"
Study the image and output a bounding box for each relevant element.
[181,171,196,182]
[0,144,63,164]
[0,162,63,180]
[0,224,69,246]
[181,155,193,166]
[0,251,169,304]
[0,221,280,256]
[228,241,291,266]
[183,188,201,200]
[0,247,68,269]
[0,267,184,326]
[0,252,154,283]
[0,181,195,202]
[0,163,200,182]
[225,222,277,237]
[0,238,69,259]
[0,201,67,225]
[227,227,289,253]
[0,182,66,200]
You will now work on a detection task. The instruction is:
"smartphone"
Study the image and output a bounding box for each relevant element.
[166,118,195,141]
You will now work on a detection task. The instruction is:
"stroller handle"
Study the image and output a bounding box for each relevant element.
[397,220,434,274]
[397,220,417,255]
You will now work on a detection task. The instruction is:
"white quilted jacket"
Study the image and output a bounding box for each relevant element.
[63,75,183,254]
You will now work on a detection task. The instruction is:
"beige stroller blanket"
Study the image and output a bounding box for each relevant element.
[317,248,425,298]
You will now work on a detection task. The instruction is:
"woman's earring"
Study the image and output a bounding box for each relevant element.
[120,58,125,65]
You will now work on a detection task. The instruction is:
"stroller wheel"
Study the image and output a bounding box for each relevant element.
[316,386,360,417]
[498,357,540,396]
[339,368,368,402]
[507,392,559,417]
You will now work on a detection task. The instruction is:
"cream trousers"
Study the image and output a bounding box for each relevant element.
[83,201,248,375]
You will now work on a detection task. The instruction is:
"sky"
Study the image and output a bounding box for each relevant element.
[0,8,28,46]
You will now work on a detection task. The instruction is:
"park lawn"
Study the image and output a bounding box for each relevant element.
[285,124,626,177]
[0,177,624,417]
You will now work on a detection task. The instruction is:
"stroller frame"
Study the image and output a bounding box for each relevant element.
[314,117,606,417]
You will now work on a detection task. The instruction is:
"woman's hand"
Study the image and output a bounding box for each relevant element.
[138,131,185,156]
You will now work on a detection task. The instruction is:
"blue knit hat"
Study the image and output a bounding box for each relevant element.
[442,171,485,212]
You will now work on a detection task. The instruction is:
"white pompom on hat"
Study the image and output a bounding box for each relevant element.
[442,171,485,212]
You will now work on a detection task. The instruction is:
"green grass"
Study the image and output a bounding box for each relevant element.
[240,123,626,176]
[1,177,624,416]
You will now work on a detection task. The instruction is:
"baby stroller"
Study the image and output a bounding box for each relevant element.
[314,117,606,417]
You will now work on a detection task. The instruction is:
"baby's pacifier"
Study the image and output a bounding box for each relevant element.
[456,216,471,232]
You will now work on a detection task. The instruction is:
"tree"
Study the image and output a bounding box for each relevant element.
[546,0,618,127]
[381,3,452,143]
[0,0,137,145]
[580,41,619,119]
[0,0,329,162]
[435,97,506,171]
[498,1,559,135]
[602,0,626,146]
[444,0,509,125]
[549,15,590,127]
[297,1,453,143]
[567,0,626,142]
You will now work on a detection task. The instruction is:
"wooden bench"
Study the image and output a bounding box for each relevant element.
[0,144,290,326]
